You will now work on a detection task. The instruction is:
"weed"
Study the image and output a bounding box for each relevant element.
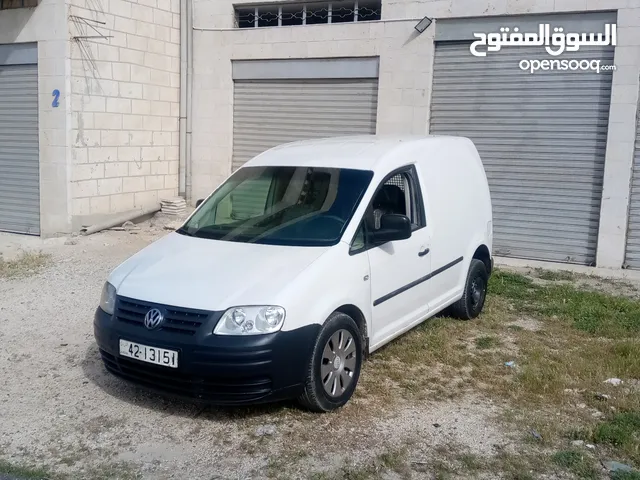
[612,472,640,480]
[431,460,455,480]
[487,452,548,480]
[309,449,409,480]
[82,462,141,480]
[457,453,484,471]
[551,450,598,479]
[535,269,575,281]
[570,412,640,467]
[0,252,50,279]
[475,335,500,349]
[0,459,51,479]
[592,412,640,448]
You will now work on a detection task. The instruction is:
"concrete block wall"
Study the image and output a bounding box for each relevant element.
[191,0,640,269]
[0,0,72,236]
[67,0,181,227]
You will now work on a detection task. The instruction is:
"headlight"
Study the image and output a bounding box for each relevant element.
[100,282,117,315]
[214,306,285,335]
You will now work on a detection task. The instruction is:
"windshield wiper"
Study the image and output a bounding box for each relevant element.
[176,227,194,236]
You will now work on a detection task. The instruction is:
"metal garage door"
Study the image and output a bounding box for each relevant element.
[232,79,378,170]
[625,121,640,269]
[430,15,614,265]
[231,58,379,171]
[0,44,40,235]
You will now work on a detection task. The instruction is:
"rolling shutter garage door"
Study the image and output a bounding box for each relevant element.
[625,122,640,269]
[430,14,614,265]
[0,44,40,235]
[231,58,379,171]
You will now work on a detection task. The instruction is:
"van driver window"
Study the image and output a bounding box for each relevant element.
[369,170,423,230]
[350,167,424,254]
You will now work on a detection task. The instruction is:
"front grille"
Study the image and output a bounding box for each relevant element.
[100,350,273,402]
[115,297,210,336]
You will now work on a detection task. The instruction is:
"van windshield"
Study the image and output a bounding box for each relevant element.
[178,166,373,246]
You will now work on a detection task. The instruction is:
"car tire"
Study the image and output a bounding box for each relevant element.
[298,312,363,412]
[448,259,488,320]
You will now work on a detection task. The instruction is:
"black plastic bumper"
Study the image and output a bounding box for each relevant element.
[94,306,320,405]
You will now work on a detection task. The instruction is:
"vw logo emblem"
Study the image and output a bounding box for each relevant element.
[144,308,164,330]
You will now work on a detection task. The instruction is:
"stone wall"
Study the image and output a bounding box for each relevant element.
[68,0,181,227]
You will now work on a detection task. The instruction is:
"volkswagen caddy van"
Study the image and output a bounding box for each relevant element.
[94,135,493,412]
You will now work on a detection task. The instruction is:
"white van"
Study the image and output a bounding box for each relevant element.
[95,135,493,412]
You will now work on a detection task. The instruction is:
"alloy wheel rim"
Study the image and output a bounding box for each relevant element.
[321,329,357,397]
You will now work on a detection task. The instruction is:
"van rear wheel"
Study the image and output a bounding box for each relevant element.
[298,312,362,412]
[448,259,488,320]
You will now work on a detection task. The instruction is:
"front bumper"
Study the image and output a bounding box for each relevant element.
[94,303,320,405]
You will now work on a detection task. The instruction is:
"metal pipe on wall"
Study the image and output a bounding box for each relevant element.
[178,0,187,197]
[185,0,193,204]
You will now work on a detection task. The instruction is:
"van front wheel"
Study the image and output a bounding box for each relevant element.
[298,312,362,412]
[449,259,488,320]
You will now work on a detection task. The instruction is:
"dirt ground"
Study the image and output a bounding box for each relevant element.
[1,216,639,480]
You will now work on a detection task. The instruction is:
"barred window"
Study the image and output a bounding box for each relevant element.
[1,0,37,8]
[235,0,381,28]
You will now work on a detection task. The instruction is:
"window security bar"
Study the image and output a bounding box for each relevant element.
[235,1,381,28]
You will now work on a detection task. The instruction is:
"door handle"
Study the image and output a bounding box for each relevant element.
[418,248,430,257]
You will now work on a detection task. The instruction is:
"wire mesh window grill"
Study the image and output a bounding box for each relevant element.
[384,174,406,191]
[1,0,37,9]
[235,0,381,28]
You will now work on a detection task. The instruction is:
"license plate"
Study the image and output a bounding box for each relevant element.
[119,339,178,368]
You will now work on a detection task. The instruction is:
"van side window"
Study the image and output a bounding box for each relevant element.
[349,165,426,254]
[373,169,425,230]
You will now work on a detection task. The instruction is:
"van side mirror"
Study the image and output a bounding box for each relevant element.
[195,199,204,208]
[370,214,412,244]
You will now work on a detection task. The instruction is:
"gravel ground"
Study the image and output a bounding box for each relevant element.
[0,217,524,479]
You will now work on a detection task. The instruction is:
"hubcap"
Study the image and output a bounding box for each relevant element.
[333,356,342,370]
[321,329,357,398]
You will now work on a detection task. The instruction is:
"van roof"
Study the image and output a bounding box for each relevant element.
[244,135,472,171]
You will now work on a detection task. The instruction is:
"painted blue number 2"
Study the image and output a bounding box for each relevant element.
[52,89,60,108]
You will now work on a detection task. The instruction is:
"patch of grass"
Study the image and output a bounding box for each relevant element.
[457,453,485,471]
[551,450,598,479]
[592,412,640,448]
[83,462,141,480]
[377,450,404,470]
[487,452,551,480]
[475,335,500,349]
[431,460,455,480]
[490,270,640,337]
[0,251,50,279]
[348,268,639,478]
[570,412,640,467]
[0,459,51,479]
[310,449,409,480]
[362,270,640,414]
[612,472,640,480]
[535,268,575,281]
